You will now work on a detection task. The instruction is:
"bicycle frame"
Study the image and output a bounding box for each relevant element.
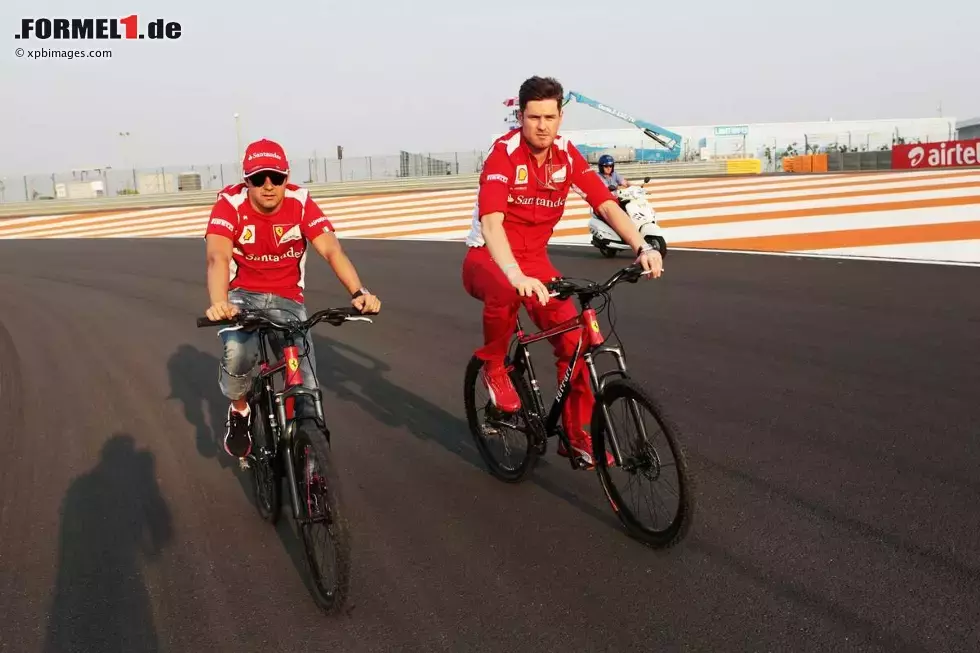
[509,298,632,464]
[251,326,329,524]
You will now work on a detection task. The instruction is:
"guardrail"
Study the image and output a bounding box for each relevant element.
[0,160,733,219]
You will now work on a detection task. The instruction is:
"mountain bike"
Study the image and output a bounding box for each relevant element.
[463,262,695,549]
[197,304,375,614]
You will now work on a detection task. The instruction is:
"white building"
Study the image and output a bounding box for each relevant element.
[494,116,958,171]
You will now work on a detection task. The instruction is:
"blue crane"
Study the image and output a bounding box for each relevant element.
[561,91,683,162]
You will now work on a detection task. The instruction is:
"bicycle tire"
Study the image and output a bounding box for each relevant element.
[590,377,695,549]
[249,393,281,524]
[463,355,542,483]
[292,423,351,614]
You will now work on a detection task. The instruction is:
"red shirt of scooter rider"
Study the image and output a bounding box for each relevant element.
[461,76,661,467]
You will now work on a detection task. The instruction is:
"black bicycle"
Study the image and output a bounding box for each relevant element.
[197,304,375,614]
[463,263,695,549]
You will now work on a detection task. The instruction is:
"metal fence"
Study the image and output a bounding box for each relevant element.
[0,160,732,219]
[758,127,957,172]
[0,150,489,205]
[2,123,960,203]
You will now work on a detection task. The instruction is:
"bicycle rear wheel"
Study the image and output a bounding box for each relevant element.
[591,378,695,549]
[292,423,351,614]
[463,355,543,483]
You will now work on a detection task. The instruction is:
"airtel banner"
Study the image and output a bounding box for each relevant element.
[892,138,980,169]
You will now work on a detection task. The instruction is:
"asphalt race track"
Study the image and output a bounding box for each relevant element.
[0,238,978,652]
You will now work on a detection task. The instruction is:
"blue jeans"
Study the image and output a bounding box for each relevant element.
[218,288,319,418]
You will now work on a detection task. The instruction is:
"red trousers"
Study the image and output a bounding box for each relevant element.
[461,246,594,439]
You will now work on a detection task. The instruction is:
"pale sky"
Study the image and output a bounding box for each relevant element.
[2,0,977,177]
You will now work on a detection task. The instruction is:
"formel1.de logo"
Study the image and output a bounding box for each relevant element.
[16,16,182,40]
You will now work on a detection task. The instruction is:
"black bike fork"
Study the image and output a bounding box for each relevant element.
[277,388,331,526]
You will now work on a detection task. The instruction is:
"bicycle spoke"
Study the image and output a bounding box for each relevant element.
[291,428,351,613]
[613,397,680,529]
[300,446,341,596]
[463,356,540,483]
[594,378,694,548]
[474,383,527,471]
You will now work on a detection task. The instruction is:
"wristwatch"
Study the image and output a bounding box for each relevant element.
[635,241,656,257]
[351,287,371,299]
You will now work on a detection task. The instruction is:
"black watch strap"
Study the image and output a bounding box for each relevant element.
[351,287,369,299]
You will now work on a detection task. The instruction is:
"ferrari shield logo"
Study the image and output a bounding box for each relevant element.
[288,358,299,372]
[274,224,302,247]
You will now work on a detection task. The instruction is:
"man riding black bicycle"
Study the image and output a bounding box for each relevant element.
[203,138,381,459]
[462,76,665,468]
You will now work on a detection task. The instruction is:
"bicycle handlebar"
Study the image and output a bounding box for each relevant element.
[196,306,375,332]
[545,263,650,301]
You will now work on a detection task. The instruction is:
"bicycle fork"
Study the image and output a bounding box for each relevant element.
[275,345,332,525]
[586,345,654,470]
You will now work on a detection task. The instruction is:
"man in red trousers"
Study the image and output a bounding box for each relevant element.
[462,75,665,468]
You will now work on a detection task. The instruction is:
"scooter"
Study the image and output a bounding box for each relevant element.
[588,176,667,258]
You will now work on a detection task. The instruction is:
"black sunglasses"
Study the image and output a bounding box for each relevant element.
[246,171,287,186]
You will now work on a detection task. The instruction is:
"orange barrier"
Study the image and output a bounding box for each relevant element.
[783,154,828,173]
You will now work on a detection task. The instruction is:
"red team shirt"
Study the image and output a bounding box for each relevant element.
[465,128,617,256]
[204,182,335,303]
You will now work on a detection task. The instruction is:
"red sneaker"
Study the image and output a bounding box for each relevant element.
[482,362,521,413]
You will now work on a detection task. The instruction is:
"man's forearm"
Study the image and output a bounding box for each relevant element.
[596,199,646,253]
[207,256,231,305]
[481,214,521,275]
[325,249,364,295]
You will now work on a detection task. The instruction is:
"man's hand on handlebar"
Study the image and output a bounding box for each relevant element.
[352,291,382,315]
[506,267,550,305]
[635,247,664,279]
[205,300,239,322]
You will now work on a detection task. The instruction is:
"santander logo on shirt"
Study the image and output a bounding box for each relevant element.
[245,248,303,263]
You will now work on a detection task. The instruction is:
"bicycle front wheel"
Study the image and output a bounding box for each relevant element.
[591,378,695,549]
[292,423,351,614]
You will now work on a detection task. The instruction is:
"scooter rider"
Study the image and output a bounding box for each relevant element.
[597,154,628,189]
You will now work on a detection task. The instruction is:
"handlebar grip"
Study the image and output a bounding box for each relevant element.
[338,306,375,317]
[197,316,237,328]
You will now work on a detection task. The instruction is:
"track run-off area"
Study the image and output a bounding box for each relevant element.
[0,228,978,651]
[2,168,980,265]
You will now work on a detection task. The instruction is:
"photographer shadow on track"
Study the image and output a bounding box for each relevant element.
[43,433,172,653]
